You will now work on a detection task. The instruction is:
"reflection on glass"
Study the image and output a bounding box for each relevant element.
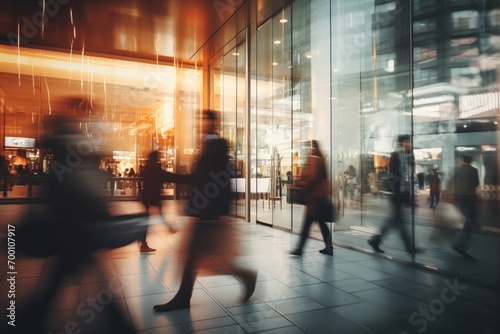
[245,0,499,288]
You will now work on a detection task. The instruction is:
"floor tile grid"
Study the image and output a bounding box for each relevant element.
[146,222,378,333]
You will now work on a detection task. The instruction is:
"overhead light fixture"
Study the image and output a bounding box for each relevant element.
[279,7,288,23]
[274,40,281,45]
[305,52,312,59]
[232,52,240,56]
[272,62,278,66]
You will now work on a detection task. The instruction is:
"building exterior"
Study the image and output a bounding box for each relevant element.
[0,0,499,288]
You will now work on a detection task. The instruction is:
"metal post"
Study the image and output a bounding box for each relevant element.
[245,23,251,223]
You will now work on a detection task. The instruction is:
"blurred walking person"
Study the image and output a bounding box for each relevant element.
[13,110,137,334]
[429,168,441,208]
[153,110,257,312]
[367,135,418,254]
[344,165,357,201]
[140,150,175,253]
[290,140,334,256]
[452,155,480,259]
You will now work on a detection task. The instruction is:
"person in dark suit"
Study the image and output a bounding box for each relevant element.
[452,155,480,258]
[140,150,176,253]
[368,134,417,254]
[153,110,257,312]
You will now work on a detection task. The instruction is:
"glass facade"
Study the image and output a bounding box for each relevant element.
[0,0,498,289]
[207,0,499,288]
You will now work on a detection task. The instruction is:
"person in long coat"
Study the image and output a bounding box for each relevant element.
[153,110,257,312]
[290,140,333,256]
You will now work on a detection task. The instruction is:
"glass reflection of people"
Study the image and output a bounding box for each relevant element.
[452,155,480,259]
[140,150,175,253]
[344,165,357,201]
[290,140,334,256]
[429,168,441,208]
[368,135,418,254]
[153,110,257,312]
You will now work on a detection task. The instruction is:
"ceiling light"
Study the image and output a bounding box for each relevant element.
[274,40,281,45]
[272,62,278,66]
[232,52,240,56]
[279,18,288,23]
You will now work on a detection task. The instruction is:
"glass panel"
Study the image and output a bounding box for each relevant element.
[255,20,273,226]
[413,1,500,288]
[221,50,238,215]
[291,0,313,236]
[235,41,247,218]
[254,7,293,229]
[209,38,246,219]
[270,6,292,230]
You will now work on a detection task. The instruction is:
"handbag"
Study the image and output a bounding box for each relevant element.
[318,198,336,222]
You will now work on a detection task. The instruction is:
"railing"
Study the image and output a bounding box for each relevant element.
[0,176,175,202]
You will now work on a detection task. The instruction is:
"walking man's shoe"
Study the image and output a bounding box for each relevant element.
[319,247,333,256]
[452,245,476,260]
[368,239,384,253]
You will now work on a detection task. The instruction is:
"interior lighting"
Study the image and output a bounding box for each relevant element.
[279,18,288,23]
[232,52,240,56]
[274,40,281,45]
[272,62,278,66]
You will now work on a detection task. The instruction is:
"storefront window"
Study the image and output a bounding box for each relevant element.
[0,45,201,198]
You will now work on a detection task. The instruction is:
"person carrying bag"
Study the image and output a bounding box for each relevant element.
[290,140,334,256]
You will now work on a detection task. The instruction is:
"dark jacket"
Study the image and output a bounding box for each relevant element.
[141,163,166,206]
[166,136,232,219]
[454,164,479,200]
[388,148,414,195]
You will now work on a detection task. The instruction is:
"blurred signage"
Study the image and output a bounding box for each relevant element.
[455,146,478,152]
[5,137,35,148]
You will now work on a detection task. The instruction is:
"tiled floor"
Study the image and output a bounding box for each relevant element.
[0,202,499,334]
